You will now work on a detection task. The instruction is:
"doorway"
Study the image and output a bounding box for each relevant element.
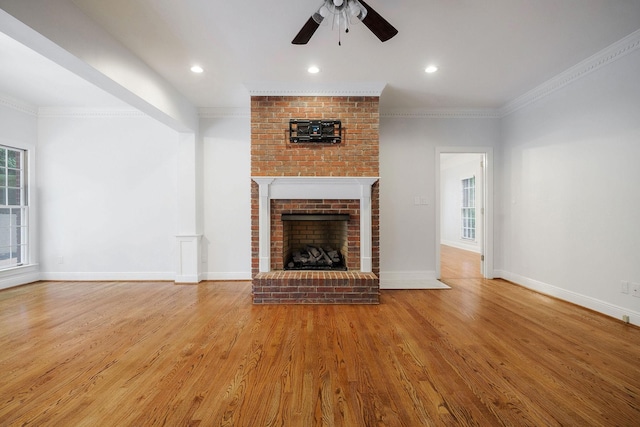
[435,148,493,280]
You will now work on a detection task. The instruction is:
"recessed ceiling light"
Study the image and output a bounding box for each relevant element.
[308,66,320,74]
[190,65,204,73]
[425,65,438,74]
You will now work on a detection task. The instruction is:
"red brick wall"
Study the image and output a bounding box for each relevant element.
[250,95,380,277]
[251,96,379,177]
[371,182,380,275]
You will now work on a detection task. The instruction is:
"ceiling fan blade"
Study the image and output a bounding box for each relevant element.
[292,16,322,45]
[358,0,398,42]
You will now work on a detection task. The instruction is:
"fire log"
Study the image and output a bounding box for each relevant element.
[327,250,340,263]
[319,247,333,266]
[307,246,321,259]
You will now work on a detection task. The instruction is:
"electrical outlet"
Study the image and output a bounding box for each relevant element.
[621,281,629,294]
[631,283,640,298]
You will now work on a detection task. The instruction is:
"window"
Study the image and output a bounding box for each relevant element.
[461,176,475,240]
[0,146,28,269]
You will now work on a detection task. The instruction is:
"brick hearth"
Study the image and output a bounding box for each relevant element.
[253,271,379,304]
[250,95,380,304]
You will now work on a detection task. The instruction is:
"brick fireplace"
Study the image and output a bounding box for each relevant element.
[250,95,380,304]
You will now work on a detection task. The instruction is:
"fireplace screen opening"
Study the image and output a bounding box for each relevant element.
[282,214,349,271]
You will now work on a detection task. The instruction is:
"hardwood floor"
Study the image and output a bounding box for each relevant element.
[440,244,482,279]
[0,280,639,426]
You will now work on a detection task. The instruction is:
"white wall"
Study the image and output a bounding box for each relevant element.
[379,116,500,281]
[499,48,640,324]
[440,153,483,252]
[201,116,251,280]
[0,102,36,143]
[37,112,179,280]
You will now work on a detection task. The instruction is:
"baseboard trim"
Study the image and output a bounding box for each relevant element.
[495,270,640,327]
[40,272,175,282]
[202,272,251,281]
[28,271,252,284]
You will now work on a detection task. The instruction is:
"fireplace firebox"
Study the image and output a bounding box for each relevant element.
[282,214,349,271]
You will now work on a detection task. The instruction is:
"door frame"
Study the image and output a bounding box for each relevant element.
[435,147,494,279]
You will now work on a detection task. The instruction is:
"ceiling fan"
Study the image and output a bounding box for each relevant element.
[292,0,398,45]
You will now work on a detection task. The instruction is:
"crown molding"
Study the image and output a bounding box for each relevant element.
[501,28,640,116]
[5,29,638,122]
[382,29,640,119]
[198,107,250,119]
[0,93,37,116]
[37,107,146,118]
[244,81,386,97]
[380,108,501,119]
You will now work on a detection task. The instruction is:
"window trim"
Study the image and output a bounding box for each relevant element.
[0,138,36,276]
[0,146,28,268]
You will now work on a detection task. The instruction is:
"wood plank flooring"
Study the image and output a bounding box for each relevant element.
[0,279,639,426]
[441,245,482,279]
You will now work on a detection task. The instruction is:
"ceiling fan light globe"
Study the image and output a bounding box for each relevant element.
[333,0,344,6]
[319,5,330,18]
[348,0,367,20]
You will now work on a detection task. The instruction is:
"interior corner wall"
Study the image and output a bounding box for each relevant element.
[37,113,179,280]
[201,116,251,280]
[499,48,640,323]
[379,116,500,280]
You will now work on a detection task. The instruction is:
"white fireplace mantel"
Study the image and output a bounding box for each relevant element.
[252,176,379,273]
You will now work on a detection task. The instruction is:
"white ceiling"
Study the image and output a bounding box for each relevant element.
[2,0,640,111]
[0,30,129,109]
